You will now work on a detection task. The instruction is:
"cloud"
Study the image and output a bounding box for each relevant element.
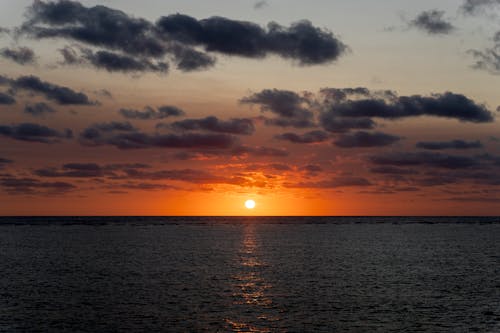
[0,74,96,105]
[156,15,347,65]
[167,116,255,135]
[275,130,329,143]
[369,166,417,175]
[167,43,216,71]
[0,47,36,65]
[461,0,500,14]
[322,90,494,124]
[119,105,185,120]
[409,10,455,35]
[286,176,371,188]
[80,48,168,73]
[34,162,151,178]
[416,139,483,150]
[0,123,72,143]
[20,1,347,70]
[0,157,13,169]
[468,31,500,75]
[370,152,479,169]
[79,122,237,149]
[21,0,166,58]
[241,89,316,128]
[254,1,268,9]
[0,92,15,105]
[232,145,289,157]
[0,176,75,195]
[333,131,401,148]
[24,102,57,117]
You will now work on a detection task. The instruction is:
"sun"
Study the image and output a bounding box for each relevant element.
[244,199,256,209]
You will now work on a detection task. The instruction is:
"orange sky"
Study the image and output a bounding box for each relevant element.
[1,0,500,215]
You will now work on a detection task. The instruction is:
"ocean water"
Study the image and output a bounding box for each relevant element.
[0,217,499,332]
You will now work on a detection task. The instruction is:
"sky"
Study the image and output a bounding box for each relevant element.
[0,0,500,216]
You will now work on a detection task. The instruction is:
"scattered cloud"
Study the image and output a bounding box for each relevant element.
[254,1,268,10]
[370,152,479,169]
[119,105,185,120]
[461,0,500,14]
[167,116,255,135]
[0,47,36,65]
[241,89,316,128]
[275,130,329,143]
[409,10,455,35]
[0,74,96,105]
[0,92,15,105]
[468,31,500,75]
[0,123,72,143]
[416,139,483,150]
[24,102,57,117]
[333,131,401,148]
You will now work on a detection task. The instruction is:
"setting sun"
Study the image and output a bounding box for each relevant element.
[245,200,256,209]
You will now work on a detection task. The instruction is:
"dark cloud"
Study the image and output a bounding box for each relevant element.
[323,90,493,124]
[0,27,10,35]
[156,15,346,65]
[241,89,315,128]
[167,43,216,71]
[0,123,72,143]
[416,139,483,150]
[22,0,166,58]
[461,0,500,14]
[275,130,329,143]
[0,157,13,169]
[286,176,371,188]
[370,166,417,175]
[34,162,151,178]
[468,31,500,75]
[0,47,36,65]
[167,116,255,135]
[20,1,347,70]
[370,152,479,169]
[320,115,376,133]
[24,102,57,117]
[334,131,401,148]
[410,10,455,35]
[119,105,185,120]
[80,48,168,73]
[79,122,237,150]
[0,92,15,105]
[300,164,323,173]
[1,75,96,105]
[117,182,177,191]
[232,145,289,157]
[0,176,75,195]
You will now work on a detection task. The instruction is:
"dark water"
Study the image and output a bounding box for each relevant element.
[0,217,499,332]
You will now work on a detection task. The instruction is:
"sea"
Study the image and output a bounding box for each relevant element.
[0,216,499,332]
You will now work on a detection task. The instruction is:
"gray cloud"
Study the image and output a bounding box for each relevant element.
[275,130,329,143]
[167,116,255,135]
[0,176,75,195]
[79,122,237,150]
[19,0,347,71]
[416,139,483,150]
[334,131,401,148]
[410,10,455,35]
[0,123,72,143]
[1,74,96,105]
[24,102,57,117]
[286,176,372,188]
[469,31,500,75]
[461,0,500,14]
[370,152,479,169]
[119,105,185,120]
[0,47,36,65]
[241,89,315,128]
[0,92,15,105]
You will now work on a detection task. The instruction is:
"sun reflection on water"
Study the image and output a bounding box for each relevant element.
[224,224,283,332]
